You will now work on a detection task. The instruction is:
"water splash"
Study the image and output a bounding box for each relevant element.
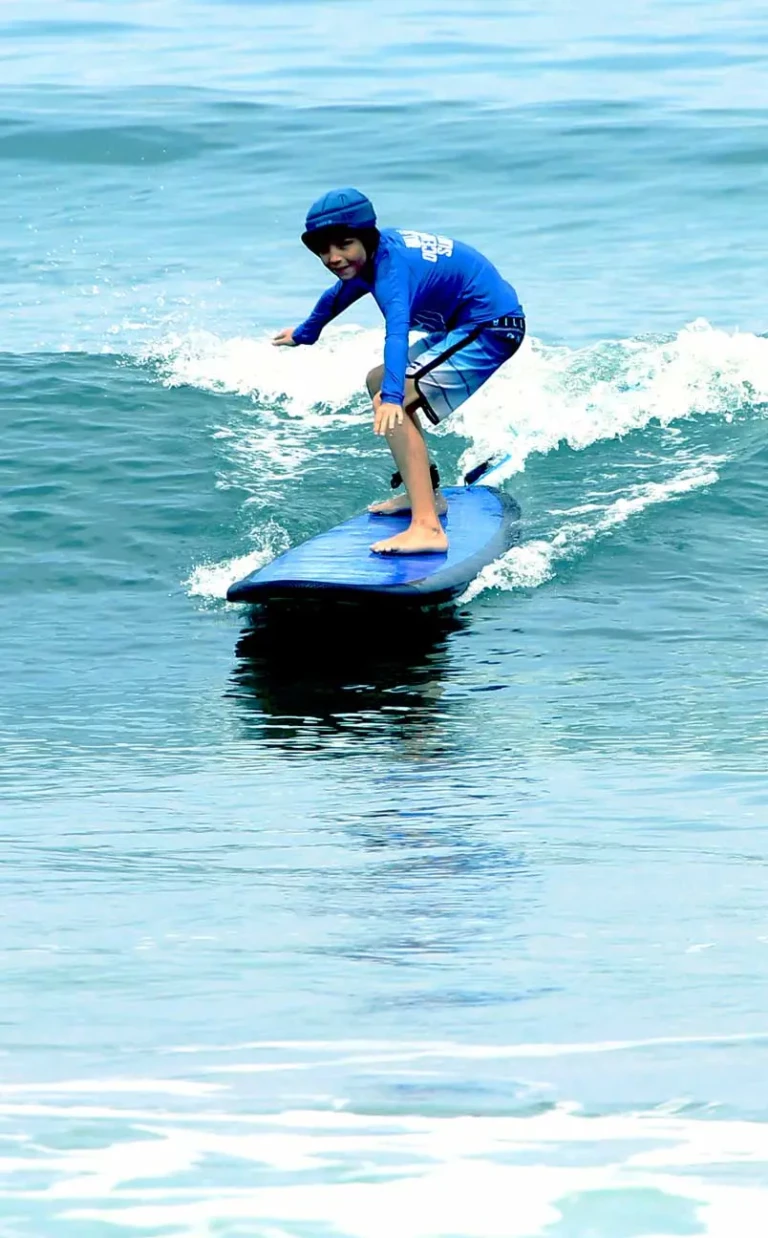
[145,325,379,423]
[186,524,290,602]
[462,458,722,599]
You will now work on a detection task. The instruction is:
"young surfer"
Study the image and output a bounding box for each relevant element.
[273,188,525,555]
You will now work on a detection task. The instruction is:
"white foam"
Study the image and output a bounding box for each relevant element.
[454,319,768,479]
[164,1029,768,1060]
[185,524,290,602]
[186,551,266,602]
[145,325,381,422]
[4,1035,768,1236]
[148,319,768,455]
[2,1102,764,1237]
[462,458,722,600]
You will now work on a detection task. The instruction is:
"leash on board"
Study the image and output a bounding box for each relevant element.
[463,453,513,487]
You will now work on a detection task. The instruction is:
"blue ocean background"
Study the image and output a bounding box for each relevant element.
[3,2,768,1234]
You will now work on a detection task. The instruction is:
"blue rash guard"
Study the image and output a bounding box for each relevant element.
[292,228,524,406]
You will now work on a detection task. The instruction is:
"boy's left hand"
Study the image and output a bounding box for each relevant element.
[272,328,297,347]
[374,398,405,436]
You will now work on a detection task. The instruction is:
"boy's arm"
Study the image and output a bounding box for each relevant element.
[375,256,412,406]
[292,278,370,345]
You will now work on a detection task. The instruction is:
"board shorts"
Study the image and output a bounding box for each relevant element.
[406,315,526,425]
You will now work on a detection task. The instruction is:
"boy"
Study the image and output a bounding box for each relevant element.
[273,188,525,555]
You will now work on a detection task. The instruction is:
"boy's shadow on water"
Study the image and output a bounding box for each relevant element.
[227,603,470,754]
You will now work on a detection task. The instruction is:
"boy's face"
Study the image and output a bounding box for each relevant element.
[319,237,367,280]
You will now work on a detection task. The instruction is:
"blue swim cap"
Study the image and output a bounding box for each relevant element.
[302,188,377,243]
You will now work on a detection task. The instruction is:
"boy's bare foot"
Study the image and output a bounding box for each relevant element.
[371,525,449,555]
[368,490,448,517]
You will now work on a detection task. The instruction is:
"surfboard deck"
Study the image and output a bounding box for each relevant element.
[226,485,520,606]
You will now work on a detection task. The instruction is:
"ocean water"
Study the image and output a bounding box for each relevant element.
[3,1,768,1234]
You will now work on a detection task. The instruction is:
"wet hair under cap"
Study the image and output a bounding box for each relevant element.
[302,225,381,260]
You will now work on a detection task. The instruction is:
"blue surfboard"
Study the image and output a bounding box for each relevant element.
[226,485,520,605]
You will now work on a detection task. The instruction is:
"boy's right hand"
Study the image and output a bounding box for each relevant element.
[272,328,297,347]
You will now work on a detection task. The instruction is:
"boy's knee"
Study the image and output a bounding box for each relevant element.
[366,365,384,396]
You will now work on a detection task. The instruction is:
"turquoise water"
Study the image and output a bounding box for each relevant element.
[3,2,768,1234]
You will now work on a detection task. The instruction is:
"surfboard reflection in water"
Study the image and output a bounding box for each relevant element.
[228,606,470,755]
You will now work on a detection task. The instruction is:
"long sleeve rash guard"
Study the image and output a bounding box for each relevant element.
[292,228,523,405]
